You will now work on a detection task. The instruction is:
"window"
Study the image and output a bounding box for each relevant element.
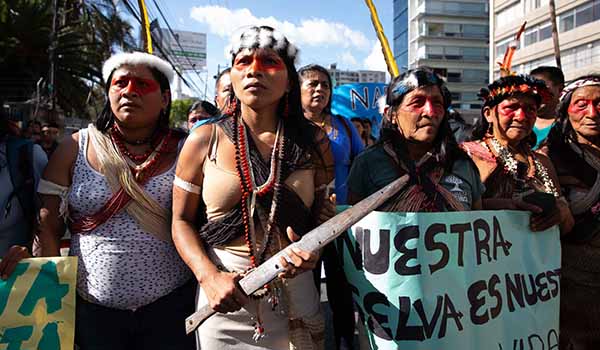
[463,69,488,83]
[463,24,488,38]
[427,46,444,59]
[397,52,408,70]
[524,28,538,46]
[394,10,408,36]
[394,31,408,54]
[558,0,600,33]
[521,21,552,47]
[470,104,483,109]
[559,12,575,32]
[394,0,408,14]
[576,3,594,26]
[539,25,552,41]
[447,72,462,82]
[428,23,444,36]
[463,47,487,60]
[444,23,461,36]
[496,37,520,58]
[460,2,486,14]
[445,46,462,60]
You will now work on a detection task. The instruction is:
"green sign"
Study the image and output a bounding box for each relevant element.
[337,210,560,349]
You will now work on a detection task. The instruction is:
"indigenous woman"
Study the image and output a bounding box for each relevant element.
[299,63,364,349]
[347,68,483,212]
[172,26,334,350]
[36,52,194,350]
[299,64,364,205]
[463,75,573,234]
[544,74,600,349]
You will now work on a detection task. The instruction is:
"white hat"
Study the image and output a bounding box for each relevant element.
[102,52,175,84]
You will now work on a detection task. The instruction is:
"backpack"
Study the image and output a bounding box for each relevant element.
[5,136,36,245]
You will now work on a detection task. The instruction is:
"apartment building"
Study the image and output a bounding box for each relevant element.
[491,0,600,81]
[328,64,387,86]
[394,0,490,122]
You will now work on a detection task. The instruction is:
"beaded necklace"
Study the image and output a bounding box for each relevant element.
[485,137,559,197]
[110,124,160,145]
[110,125,166,161]
[111,127,173,182]
[233,116,285,267]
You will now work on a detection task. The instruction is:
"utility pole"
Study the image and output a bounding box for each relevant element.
[548,0,562,69]
[49,0,59,111]
[204,70,208,99]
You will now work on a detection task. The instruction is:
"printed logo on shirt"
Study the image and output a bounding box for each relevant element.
[442,175,470,205]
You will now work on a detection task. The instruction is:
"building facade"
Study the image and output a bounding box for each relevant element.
[491,0,600,82]
[394,0,490,122]
[327,64,387,86]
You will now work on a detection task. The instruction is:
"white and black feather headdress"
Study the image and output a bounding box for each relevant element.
[227,26,299,64]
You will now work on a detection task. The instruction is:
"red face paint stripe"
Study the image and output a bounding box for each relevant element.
[110,76,160,96]
[233,53,286,73]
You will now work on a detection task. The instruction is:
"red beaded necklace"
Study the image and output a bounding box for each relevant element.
[234,116,284,267]
[111,126,174,182]
[110,125,166,162]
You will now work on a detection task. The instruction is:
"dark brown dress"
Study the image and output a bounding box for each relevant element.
[548,141,600,350]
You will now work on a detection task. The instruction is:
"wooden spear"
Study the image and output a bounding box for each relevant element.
[548,0,562,69]
[185,174,410,334]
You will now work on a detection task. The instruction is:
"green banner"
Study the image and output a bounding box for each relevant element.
[337,210,560,349]
[0,257,77,350]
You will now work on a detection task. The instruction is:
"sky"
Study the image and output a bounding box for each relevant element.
[142,0,393,99]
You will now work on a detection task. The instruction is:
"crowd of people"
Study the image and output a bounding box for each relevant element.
[0,24,599,350]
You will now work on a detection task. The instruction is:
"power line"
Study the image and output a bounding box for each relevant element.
[119,0,205,97]
[151,0,208,99]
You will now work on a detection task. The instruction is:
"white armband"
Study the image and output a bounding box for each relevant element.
[174,176,201,195]
[37,178,70,218]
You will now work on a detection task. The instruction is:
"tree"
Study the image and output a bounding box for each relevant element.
[0,0,135,120]
[170,98,196,128]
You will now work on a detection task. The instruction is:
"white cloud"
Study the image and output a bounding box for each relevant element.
[339,51,358,68]
[190,5,370,59]
[363,41,388,72]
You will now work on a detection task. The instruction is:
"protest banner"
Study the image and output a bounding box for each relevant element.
[331,83,386,138]
[337,210,560,350]
[0,257,77,350]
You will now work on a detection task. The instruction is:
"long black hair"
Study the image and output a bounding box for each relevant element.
[95,66,172,132]
[379,67,468,172]
[298,64,333,114]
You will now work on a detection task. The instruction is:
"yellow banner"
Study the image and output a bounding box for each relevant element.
[0,257,77,350]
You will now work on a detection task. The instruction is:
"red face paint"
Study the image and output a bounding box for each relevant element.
[233,52,286,74]
[110,76,160,96]
[498,101,537,122]
[401,96,445,118]
[568,98,600,116]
